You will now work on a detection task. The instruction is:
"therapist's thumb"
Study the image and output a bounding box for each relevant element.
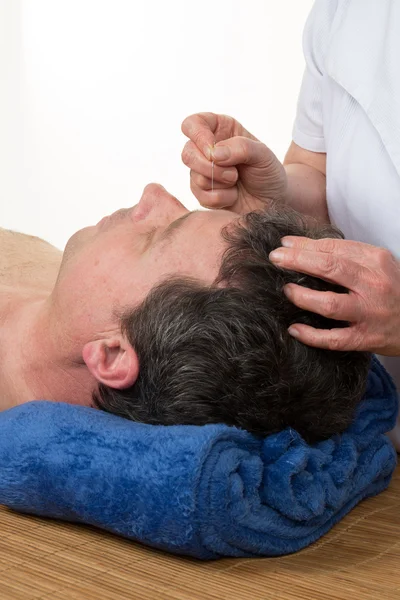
[181,113,217,160]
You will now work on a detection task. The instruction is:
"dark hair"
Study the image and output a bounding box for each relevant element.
[93,205,371,443]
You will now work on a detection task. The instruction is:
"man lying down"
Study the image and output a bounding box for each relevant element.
[1,182,370,444]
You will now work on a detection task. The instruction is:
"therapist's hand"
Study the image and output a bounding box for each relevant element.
[269,237,400,356]
[181,112,288,214]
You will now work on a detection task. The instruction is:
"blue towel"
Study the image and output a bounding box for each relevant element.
[0,356,397,559]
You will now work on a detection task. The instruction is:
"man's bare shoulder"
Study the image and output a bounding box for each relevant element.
[0,227,60,250]
[0,227,62,289]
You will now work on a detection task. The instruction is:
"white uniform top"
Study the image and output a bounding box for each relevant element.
[292,0,400,442]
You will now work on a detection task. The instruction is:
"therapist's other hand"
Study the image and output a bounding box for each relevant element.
[269,237,400,356]
[181,112,287,214]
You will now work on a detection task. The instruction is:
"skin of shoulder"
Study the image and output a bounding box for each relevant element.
[0,227,62,291]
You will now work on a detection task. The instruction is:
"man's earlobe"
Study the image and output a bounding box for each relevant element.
[82,338,139,389]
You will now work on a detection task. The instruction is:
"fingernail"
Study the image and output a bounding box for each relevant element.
[269,249,285,264]
[283,284,293,298]
[222,170,237,183]
[212,146,230,161]
[281,237,294,248]
[288,326,300,338]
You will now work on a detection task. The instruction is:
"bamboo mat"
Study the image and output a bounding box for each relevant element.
[0,468,399,600]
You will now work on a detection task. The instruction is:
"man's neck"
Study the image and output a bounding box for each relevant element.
[0,291,95,411]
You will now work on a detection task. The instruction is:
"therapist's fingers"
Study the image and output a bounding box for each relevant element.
[283,284,361,322]
[190,179,238,209]
[181,113,219,159]
[182,112,258,159]
[182,141,238,184]
[211,137,275,170]
[272,238,400,355]
[269,248,362,291]
[286,323,367,352]
[281,236,387,264]
[190,172,236,191]
[183,136,268,176]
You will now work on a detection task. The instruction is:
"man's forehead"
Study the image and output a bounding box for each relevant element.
[160,209,239,245]
[147,208,241,285]
[159,211,197,243]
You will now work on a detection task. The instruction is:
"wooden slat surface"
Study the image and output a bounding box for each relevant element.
[0,467,399,600]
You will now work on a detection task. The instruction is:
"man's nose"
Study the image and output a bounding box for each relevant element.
[136,183,187,222]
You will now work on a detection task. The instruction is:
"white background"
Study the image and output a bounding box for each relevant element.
[0,0,314,249]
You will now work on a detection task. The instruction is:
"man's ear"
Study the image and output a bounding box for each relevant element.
[82,336,139,389]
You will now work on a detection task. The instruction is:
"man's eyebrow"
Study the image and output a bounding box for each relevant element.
[158,210,198,243]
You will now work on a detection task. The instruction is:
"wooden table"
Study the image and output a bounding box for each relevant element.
[0,468,399,600]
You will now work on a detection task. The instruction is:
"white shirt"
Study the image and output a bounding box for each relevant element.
[293,0,400,443]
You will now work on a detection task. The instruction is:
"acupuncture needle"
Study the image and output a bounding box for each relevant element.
[211,142,215,194]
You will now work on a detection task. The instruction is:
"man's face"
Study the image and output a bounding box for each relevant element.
[53,183,239,339]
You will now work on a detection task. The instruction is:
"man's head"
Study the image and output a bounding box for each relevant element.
[51,183,237,390]
[62,183,370,443]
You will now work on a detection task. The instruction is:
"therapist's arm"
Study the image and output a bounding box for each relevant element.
[283,142,329,223]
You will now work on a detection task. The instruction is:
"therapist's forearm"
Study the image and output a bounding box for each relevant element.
[283,163,329,223]
[281,142,329,223]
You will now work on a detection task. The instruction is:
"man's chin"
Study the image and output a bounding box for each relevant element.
[62,226,95,262]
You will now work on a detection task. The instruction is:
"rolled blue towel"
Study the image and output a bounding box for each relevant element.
[0,356,397,559]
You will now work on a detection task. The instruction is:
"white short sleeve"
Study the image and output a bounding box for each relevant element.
[292,0,339,153]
